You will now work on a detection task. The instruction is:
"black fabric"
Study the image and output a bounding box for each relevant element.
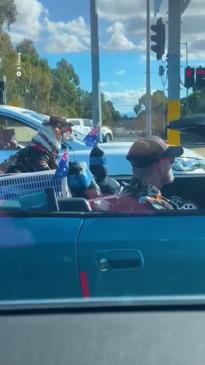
[3,144,57,173]
[98,176,120,195]
[90,165,107,181]
[58,197,92,212]
[90,165,120,195]
[90,146,104,158]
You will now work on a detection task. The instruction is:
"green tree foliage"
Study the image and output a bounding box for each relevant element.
[181,89,205,117]
[50,58,82,117]
[0,32,19,104]
[0,31,122,125]
[80,91,121,126]
[15,40,52,112]
[105,100,121,123]
[134,90,167,136]
[0,0,17,31]
[16,39,39,63]
[80,90,92,119]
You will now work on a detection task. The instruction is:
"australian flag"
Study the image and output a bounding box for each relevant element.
[55,151,70,198]
[83,128,98,147]
[55,151,68,178]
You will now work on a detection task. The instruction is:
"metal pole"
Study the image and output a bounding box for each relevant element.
[146,0,152,136]
[185,41,189,114]
[90,0,102,142]
[167,0,181,145]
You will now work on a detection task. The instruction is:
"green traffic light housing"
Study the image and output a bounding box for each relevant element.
[151,18,165,60]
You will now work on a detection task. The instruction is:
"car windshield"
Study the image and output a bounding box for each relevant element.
[1,0,205,309]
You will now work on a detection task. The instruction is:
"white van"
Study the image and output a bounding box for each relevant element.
[67,118,113,143]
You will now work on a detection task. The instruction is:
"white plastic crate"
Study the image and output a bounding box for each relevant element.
[0,169,68,200]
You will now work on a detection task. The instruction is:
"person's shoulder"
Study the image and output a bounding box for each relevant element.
[111,194,152,213]
[140,194,176,210]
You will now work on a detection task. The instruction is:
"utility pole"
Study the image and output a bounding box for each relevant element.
[185,41,189,114]
[167,0,181,145]
[90,0,102,142]
[146,0,152,136]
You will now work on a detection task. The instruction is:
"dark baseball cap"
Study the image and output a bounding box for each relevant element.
[43,115,73,129]
[126,135,184,168]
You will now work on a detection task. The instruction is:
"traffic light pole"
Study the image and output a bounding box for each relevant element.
[90,0,102,142]
[146,0,152,136]
[167,0,181,145]
[185,41,189,114]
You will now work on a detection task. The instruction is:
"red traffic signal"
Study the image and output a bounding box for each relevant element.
[184,67,195,89]
[196,67,205,90]
[151,18,165,60]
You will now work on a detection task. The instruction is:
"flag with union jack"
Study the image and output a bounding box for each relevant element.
[55,151,70,198]
[55,151,68,178]
[83,128,98,147]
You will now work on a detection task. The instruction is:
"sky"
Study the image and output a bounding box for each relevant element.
[7,0,205,116]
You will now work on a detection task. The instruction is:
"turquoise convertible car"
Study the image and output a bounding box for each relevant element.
[0,105,205,302]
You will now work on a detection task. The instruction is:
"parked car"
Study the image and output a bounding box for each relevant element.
[66,117,113,143]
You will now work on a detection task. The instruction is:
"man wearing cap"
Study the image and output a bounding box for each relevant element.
[1,115,72,173]
[111,135,183,212]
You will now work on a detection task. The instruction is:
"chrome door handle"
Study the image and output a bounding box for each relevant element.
[99,250,144,271]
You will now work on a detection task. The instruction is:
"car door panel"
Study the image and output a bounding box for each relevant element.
[78,214,205,297]
[0,216,82,300]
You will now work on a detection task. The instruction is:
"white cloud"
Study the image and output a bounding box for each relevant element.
[181,0,205,60]
[103,89,146,113]
[45,16,90,53]
[9,1,90,54]
[45,16,90,40]
[105,22,137,50]
[98,0,145,21]
[9,0,46,43]
[98,0,205,60]
[45,34,88,53]
[97,0,168,21]
[116,70,126,75]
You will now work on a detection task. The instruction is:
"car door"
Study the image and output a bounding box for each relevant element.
[0,115,37,164]
[0,213,83,300]
[77,212,205,297]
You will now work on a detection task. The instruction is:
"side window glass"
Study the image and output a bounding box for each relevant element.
[0,117,36,149]
[71,120,80,126]
[84,120,93,127]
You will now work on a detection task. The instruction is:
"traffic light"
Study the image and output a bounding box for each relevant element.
[184,67,195,89]
[196,67,205,90]
[151,17,165,60]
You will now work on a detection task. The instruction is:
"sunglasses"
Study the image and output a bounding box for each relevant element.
[161,157,175,164]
